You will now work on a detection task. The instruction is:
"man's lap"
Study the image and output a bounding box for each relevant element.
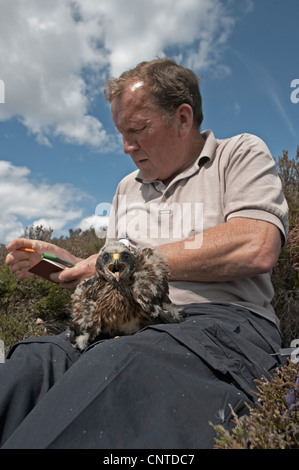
[0,302,284,449]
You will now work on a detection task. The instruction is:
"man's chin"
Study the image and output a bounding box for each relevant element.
[137,168,157,182]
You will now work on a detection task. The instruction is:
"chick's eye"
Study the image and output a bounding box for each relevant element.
[102,253,110,263]
[122,252,130,261]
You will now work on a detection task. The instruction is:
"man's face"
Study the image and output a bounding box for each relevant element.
[111,83,187,184]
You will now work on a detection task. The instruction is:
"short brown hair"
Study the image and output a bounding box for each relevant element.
[104,58,203,129]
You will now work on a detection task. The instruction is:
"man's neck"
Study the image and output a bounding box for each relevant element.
[162,130,205,186]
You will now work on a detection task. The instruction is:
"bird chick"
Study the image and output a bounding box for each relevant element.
[69,241,181,351]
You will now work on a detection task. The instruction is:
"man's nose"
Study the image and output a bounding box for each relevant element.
[123,136,139,154]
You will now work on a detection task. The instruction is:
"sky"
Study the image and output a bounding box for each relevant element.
[0,0,298,244]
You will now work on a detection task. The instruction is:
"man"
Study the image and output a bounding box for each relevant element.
[2,58,288,449]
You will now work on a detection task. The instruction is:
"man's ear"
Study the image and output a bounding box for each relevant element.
[176,103,194,138]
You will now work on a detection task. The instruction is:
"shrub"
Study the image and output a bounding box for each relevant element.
[272,148,299,346]
[212,360,299,449]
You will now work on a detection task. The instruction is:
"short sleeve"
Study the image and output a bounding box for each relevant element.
[222,134,289,244]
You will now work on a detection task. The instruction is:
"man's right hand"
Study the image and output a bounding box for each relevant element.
[5,238,92,290]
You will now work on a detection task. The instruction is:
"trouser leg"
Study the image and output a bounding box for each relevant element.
[0,331,80,446]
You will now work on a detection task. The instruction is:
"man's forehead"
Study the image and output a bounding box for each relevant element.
[122,81,149,104]
[111,83,153,120]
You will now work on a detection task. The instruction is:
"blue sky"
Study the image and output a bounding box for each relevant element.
[0,0,298,244]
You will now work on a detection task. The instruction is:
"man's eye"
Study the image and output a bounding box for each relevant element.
[135,126,146,134]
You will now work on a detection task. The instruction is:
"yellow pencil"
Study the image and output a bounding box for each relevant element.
[17,247,36,253]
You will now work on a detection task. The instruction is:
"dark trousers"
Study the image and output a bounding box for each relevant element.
[0,303,284,449]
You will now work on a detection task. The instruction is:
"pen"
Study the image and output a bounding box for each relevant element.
[17,248,36,253]
[42,253,75,268]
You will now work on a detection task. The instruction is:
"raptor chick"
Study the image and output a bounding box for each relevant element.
[69,241,181,351]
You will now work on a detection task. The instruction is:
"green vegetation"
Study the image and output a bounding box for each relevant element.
[212,360,298,449]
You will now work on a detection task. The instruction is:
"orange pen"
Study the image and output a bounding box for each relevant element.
[17,248,36,253]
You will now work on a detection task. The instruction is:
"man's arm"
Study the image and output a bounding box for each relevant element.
[159,217,282,282]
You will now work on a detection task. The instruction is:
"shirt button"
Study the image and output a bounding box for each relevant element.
[164,191,170,198]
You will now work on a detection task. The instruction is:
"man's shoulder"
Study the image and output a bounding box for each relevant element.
[201,130,271,165]
[211,132,272,166]
[216,132,270,153]
[117,169,140,188]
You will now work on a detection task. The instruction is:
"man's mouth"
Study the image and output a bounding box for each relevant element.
[134,157,149,166]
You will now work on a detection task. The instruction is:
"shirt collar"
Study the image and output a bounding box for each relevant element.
[135,129,218,185]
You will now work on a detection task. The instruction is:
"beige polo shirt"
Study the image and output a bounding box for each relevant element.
[106,130,289,325]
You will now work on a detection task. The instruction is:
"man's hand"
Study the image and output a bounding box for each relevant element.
[5,238,96,290]
[49,255,98,290]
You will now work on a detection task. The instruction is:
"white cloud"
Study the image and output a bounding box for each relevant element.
[0,160,84,243]
[80,0,235,77]
[76,214,109,239]
[0,0,240,148]
[0,0,109,148]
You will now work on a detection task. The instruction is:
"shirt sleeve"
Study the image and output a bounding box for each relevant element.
[222,133,289,244]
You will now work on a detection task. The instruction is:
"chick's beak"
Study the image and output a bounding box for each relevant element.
[113,258,120,271]
[107,253,122,281]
